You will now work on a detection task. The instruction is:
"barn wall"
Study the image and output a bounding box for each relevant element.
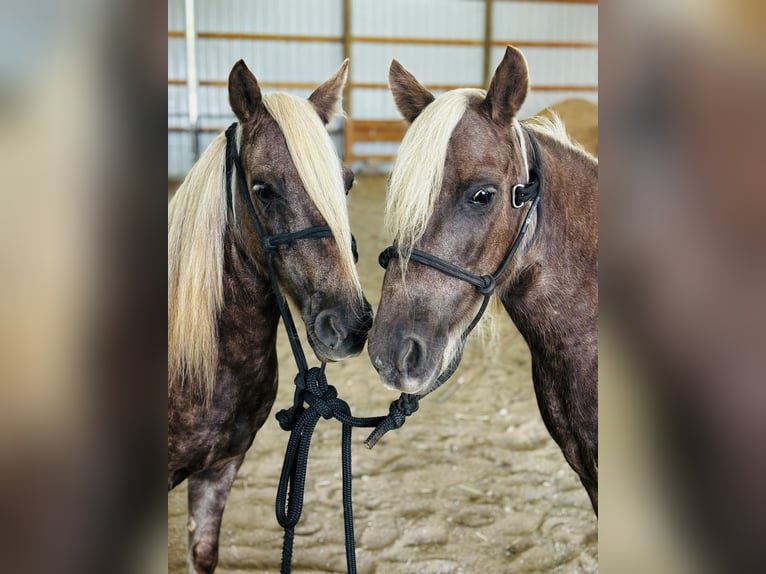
[168,0,597,178]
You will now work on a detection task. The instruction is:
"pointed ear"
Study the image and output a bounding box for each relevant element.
[483,46,529,125]
[228,59,262,123]
[388,59,435,123]
[308,59,349,124]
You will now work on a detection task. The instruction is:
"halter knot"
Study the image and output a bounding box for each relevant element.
[302,367,339,420]
[476,274,496,296]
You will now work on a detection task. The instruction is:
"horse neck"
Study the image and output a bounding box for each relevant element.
[218,227,281,365]
[499,134,598,351]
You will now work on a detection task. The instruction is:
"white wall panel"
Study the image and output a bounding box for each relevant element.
[168,85,188,125]
[493,2,597,43]
[352,0,484,40]
[196,40,345,83]
[490,45,597,86]
[168,0,185,31]
[351,43,482,85]
[196,0,342,36]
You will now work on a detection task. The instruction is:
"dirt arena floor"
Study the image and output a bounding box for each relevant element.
[168,175,598,573]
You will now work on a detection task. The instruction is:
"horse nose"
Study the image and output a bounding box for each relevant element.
[314,309,348,350]
[396,335,427,377]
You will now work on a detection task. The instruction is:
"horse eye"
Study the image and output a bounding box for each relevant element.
[252,182,275,202]
[470,187,495,205]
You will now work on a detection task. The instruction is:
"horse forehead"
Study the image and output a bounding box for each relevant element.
[244,115,299,177]
[446,111,507,175]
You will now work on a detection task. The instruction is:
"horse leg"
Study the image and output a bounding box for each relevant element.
[186,457,243,574]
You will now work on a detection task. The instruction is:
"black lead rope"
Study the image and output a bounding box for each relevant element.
[224,123,388,574]
[364,125,545,448]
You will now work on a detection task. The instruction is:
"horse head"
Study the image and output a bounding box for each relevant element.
[369,47,536,394]
[228,60,372,362]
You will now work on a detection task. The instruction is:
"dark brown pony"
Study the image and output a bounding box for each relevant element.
[168,60,372,573]
[367,47,598,512]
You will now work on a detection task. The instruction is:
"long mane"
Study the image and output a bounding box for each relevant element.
[168,133,228,403]
[168,92,360,403]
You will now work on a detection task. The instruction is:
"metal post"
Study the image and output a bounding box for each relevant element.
[483,0,493,88]
[343,0,352,162]
[184,0,200,160]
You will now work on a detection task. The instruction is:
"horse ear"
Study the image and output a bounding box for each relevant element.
[483,46,529,125]
[389,59,435,123]
[309,59,349,124]
[228,60,262,123]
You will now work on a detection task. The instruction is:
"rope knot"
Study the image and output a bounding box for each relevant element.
[303,367,338,420]
[476,274,496,296]
[364,393,420,449]
[276,405,303,431]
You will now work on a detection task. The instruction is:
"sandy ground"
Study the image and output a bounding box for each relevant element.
[168,175,597,573]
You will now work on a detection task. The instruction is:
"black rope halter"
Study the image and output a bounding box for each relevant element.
[224,123,390,574]
[364,124,544,448]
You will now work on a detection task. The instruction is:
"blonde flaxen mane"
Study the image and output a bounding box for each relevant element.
[168,92,360,403]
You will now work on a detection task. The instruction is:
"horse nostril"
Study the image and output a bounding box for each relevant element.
[314,310,347,349]
[396,336,425,376]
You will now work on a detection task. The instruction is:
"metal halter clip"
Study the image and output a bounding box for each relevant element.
[512,183,526,209]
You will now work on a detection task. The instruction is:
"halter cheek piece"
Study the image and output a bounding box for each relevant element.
[365,125,544,447]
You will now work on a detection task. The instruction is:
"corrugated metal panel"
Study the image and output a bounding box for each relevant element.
[169,0,598,177]
[196,40,344,83]
[352,0,484,40]
[351,44,483,86]
[195,0,342,36]
[490,45,597,87]
[168,0,185,31]
[493,2,597,43]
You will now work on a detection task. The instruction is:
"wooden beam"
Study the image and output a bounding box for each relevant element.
[167,31,341,42]
[199,31,340,42]
[347,154,397,162]
[492,39,597,49]
[170,79,597,92]
[169,79,321,89]
[352,82,484,91]
[168,31,596,50]
[352,35,482,47]
[170,78,597,92]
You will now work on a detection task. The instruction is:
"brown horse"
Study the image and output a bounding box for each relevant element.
[367,47,598,512]
[168,60,372,573]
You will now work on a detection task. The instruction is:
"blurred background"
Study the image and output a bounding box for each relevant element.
[167,0,598,179]
[0,0,763,571]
